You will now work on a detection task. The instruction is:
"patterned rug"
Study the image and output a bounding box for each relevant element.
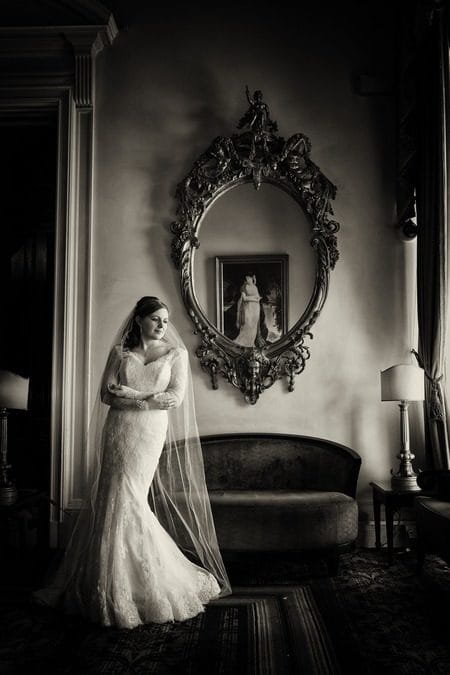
[227,549,450,675]
[317,550,450,675]
[0,585,337,674]
[1,549,450,674]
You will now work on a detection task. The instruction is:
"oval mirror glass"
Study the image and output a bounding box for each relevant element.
[193,182,316,346]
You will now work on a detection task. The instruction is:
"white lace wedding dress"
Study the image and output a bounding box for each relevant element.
[35,346,220,629]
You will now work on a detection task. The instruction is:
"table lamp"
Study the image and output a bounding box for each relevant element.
[0,370,29,506]
[380,363,425,491]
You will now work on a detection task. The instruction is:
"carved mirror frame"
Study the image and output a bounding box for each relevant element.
[171,89,340,404]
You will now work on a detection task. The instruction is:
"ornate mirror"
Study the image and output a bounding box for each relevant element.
[171,88,340,403]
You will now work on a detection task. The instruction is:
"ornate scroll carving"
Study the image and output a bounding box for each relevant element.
[171,88,340,403]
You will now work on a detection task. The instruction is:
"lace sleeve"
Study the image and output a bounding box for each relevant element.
[100,346,146,410]
[162,348,188,408]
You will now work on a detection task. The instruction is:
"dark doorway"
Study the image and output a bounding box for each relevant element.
[0,113,57,496]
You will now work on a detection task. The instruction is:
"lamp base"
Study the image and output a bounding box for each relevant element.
[390,473,421,492]
[0,484,18,506]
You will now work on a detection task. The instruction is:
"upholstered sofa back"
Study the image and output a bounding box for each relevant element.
[201,433,361,498]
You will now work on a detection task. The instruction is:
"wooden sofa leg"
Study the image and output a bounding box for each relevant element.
[326,550,340,576]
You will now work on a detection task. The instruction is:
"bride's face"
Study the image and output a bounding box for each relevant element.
[140,308,169,342]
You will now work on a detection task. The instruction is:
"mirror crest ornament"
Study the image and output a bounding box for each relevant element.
[171,88,340,403]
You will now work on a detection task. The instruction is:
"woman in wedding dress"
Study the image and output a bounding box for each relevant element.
[34,296,230,629]
[233,274,263,347]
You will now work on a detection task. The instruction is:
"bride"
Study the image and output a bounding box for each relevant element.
[34,296,231,629]
[233,274,263,347]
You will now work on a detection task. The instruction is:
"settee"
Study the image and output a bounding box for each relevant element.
[415,470,450,570]
[201,433,361,574]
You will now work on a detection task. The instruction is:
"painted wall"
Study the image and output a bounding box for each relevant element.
[90,1,424,522]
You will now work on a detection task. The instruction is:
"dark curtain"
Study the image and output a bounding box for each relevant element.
[414,0,450,468]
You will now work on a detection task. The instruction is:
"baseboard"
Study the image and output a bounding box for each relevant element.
[358,519,417,549]
[357,496,418,549]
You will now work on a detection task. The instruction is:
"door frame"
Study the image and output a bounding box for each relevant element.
[0,89,93,544]
[0,18,117,545]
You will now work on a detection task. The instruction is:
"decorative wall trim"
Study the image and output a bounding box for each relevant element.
[75,52,92,107]
[61,102,92,515]
[0,22,118,108]
[64,22,119,108]
[0,13,118,543]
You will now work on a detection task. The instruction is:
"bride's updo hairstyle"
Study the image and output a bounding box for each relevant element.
[123,296,169,350]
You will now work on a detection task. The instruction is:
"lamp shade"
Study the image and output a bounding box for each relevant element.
[0,370,29,410]
[380,364,425,402]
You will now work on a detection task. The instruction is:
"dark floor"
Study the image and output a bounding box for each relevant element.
[2,546,450,674]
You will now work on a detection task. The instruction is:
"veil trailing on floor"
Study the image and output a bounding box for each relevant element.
[42,302,231,604]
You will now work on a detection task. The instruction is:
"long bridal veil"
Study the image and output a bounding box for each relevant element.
[46,305,231,604]
[147,321,231,596]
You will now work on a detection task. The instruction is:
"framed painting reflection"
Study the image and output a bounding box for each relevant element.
[216,254,288,347]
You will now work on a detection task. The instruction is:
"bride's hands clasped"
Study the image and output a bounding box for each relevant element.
[107,383,136,398]
[152,392,178,409]
[107,383,177,410]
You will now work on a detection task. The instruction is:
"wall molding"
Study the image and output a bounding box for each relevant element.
[0,16,117,544]
[357,497,417,549]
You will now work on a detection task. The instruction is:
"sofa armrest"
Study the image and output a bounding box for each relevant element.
[417,470,450,499]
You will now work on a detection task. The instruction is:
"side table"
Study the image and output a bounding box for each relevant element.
[370,480,421,565]
[0,489,49,552]
[0,489,50,595]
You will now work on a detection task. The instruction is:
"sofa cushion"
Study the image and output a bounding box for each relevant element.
[209,489,358,551]
[416,497,450,520]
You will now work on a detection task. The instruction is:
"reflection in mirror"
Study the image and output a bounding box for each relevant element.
[193,182,316,343]
[215,254,288,347]
[171,89,340,403]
